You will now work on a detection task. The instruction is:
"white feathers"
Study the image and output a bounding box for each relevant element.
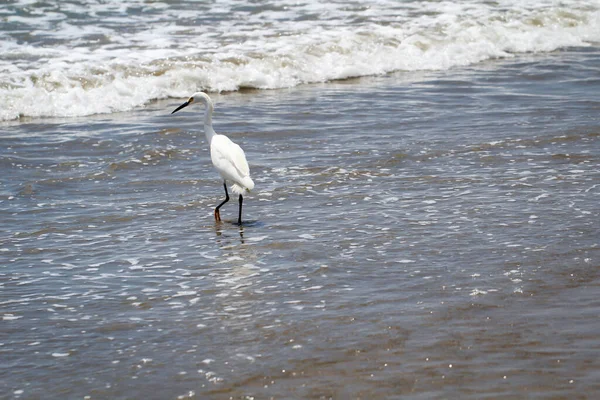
[210,134,255,193]
[172,91,254,194]
[231,183,250,195]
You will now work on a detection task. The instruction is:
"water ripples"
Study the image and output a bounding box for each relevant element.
[2,52,600,398]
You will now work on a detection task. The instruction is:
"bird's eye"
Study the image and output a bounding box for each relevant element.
[189,97,194,103]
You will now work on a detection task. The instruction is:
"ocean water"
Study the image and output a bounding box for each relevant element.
[2,0,600,120]
[2,1,600,399]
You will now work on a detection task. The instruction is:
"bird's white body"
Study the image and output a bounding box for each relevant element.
[171,91,254,223]
[210,134,254,194]
[190,92,254,194]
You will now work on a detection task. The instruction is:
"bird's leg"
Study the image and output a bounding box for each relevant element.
[214,182,229,222]
[238,194,243,225]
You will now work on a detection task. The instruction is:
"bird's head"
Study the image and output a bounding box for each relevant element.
[171,92,212,114]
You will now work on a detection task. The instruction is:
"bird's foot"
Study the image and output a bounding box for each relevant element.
[214,209,221,222]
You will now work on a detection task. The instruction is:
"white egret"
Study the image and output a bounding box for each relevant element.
[171,92,254,225]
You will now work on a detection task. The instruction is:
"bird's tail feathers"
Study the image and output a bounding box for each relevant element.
[231,177,254,195]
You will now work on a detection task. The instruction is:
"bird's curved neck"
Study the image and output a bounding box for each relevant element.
[202,101,216,142]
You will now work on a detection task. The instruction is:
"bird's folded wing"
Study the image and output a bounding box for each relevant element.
[211,135,250,179]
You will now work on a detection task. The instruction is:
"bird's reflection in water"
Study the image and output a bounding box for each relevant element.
[214,222,245,245]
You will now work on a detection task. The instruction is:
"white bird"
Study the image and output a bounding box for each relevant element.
[171,92,254,225]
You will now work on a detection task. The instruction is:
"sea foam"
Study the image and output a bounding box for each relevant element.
[1,0,599,120]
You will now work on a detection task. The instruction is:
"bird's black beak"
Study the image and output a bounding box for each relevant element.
[171,100,191,114]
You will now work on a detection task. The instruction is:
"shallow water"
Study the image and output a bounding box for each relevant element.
[2,48,600,399]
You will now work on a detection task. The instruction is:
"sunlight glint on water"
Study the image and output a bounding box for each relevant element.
[1,2,600,399]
